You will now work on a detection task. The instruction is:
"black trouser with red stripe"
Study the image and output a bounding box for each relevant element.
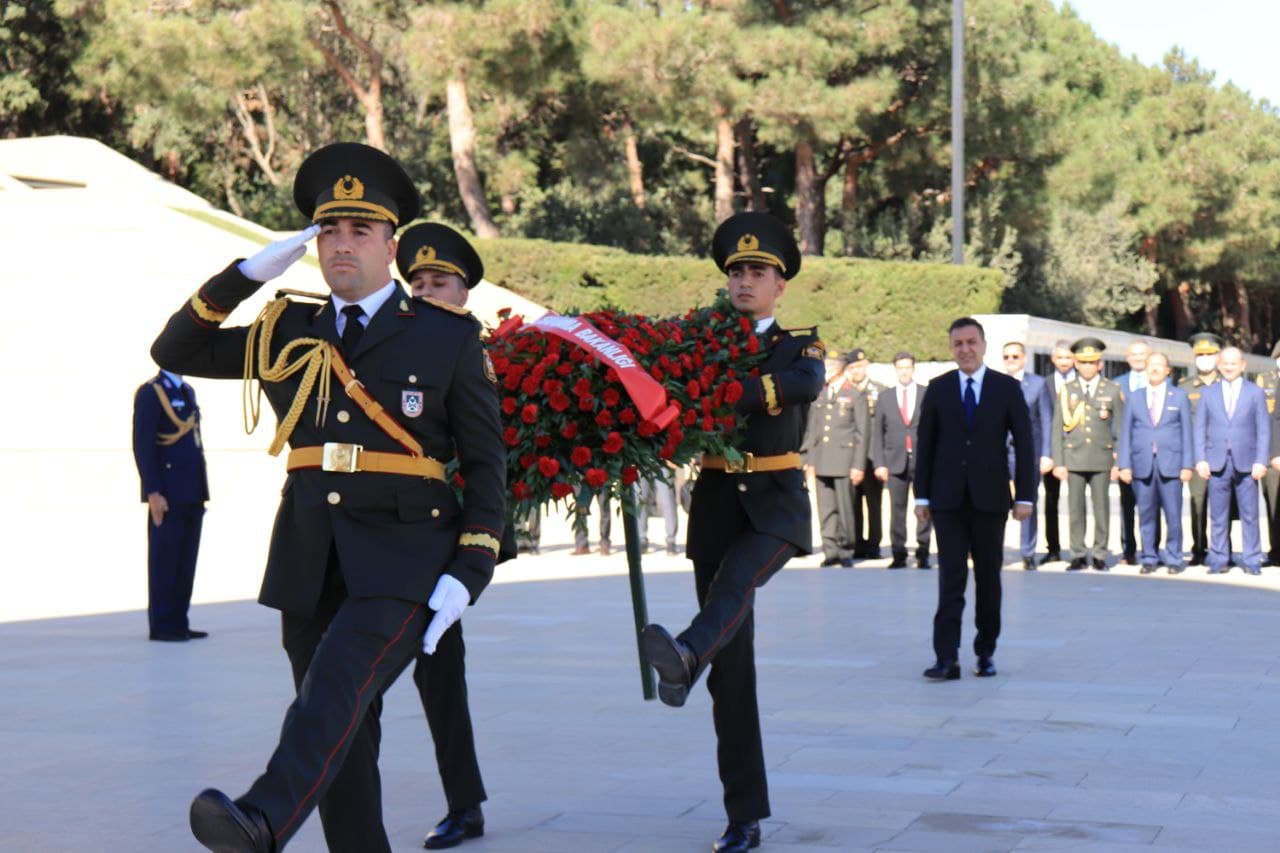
[242,557,426,851]
[678,531,796,824]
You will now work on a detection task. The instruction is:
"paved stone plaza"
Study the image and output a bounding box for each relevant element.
[5,544,1280,852]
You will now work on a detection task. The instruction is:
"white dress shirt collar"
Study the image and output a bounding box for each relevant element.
[959,363,987,401]
[160,369,184,388]
[754,316,775,335]
[332,280,398,333]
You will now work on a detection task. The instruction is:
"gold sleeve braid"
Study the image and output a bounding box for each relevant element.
[762,374,782,416]
[459,531,500,555]
[242,297,333,456]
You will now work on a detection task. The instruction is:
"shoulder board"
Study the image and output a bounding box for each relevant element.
[783,325,818,337]
[274,288,329,302]
[414,295,475,319]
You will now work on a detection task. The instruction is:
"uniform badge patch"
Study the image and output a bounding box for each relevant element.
[402,389,424,418]
[483,351,497,385]
[802,339,827,361]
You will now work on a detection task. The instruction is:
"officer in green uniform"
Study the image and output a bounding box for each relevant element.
[640,212,824,853]
[802,350,867,567]
[1178,333,1222,566]
[847,349,886,558]
[156,143,506,853]
[1255,340,1280,566]
[1051,337,1123,571]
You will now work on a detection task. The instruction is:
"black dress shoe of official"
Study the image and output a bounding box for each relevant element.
[974,657,997,677]
[1023,558,1037,571]
[839,558,854,568]
[640,624,698,707]
[150,631,189,642]
[423,805,484,849]
[888,557,908,569]
[713,820,761,853]
[1042,550,1062,564]
[923,661,961,680]
[1092,557,1109,571]
[1066,558,1087,571]
[187,629,209,639]
[1140,564,1157,574]
[190,789,275,853]
[819,556,842,567]
[916,556,931,569]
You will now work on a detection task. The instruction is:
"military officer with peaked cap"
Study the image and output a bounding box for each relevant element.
[395,221,493,850]
[802,349,867,567]
[640,211,824,853]
[1178,332,1222,566]
[1051,337,1123,571]
[845,347,886,558]
[153,142,506,852]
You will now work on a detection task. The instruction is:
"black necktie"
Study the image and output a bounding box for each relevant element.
[341,304,365,355]
[963,377,977,426]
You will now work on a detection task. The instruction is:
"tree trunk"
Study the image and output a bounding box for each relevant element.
[734,118,766,212]
[1236,281,1253,350]
[315,1,386,151]
[795,138,825,255]
[1170,281,1194,342]
[840,151,859,256]
[714,117,735,223]
[446,76,500,239]
[622,119,646,209]
[1143,300,1158,336]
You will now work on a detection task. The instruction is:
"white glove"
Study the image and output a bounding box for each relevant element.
[237,224,321,283]
[423,574,470,654]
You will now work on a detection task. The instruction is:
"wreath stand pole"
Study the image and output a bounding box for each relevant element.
[620,488,656,701]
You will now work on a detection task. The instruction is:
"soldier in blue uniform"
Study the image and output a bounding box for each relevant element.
[640,212,824,853]
[155,143,506,853]
[132,369,209,641]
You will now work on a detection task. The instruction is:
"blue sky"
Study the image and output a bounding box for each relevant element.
[1061,0,1279,107]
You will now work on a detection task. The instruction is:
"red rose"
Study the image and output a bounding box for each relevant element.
[534,435,551,448]
[683,409,698,426]
[585,468,608,489]
[637,420,659,438]
[700,396,712,416]
[738,316,751,333]
[745,335,760,354]
[596,409,615,428]
[650,365,664,381]
[561,422,580,440]
[521,404,539,425]
[503,374,521,391]
[571,446,592,467]
[621,464,639,485]
[702,415,716,432]
[602,432,624,454]
[520,376,539,396]
[619,408,637,425]
[512,481,532,500]
[658,444,675,460]
[519,453,537,469]
[573,377,592,396]
[550,482,574,499]
[537,456,560,479]
[556,363,574,376]
[578,395,596,411]
[549,392,571,412]
[503,427,520,446]
[452,472,466,489]
[501,397,518,416]
[602,388,621,407]
[542,379,563,395]
[686,380,701,400]
[605,368,620,382]
[724,380,744,404]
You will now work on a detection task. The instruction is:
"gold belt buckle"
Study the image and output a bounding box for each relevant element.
[322,442,362,473]
[724,452,754,474]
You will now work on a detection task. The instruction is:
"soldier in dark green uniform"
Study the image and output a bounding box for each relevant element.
[802,351,867,567]
[1255,340,1280,566]
[640,212,824,853]
[1178,333,1222,566]
[157,143,506,853]
[847,348,886,558]
[1051,337,1123,571]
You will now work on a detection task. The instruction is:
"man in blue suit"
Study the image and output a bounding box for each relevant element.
[1117,353,1193,573]
[915,318,1035,680]
[1114,340,1152,564]
[1000,342,1053,571]
[132,369,209,641]
[1193,346,1271,574]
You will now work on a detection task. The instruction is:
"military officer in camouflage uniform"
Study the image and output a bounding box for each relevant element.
[1178,333,1222,566]
[803,351,867,567]
[1052,337,1123,571]
[846,348,886,558]
[157,143,506,853]
[1256,340,1280,566]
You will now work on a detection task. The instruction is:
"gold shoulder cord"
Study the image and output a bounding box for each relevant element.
[1059,385,1086,432]
[242,297,333,456]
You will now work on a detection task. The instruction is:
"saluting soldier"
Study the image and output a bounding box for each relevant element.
[1256,340,1280,566]
[156,143,506,853]
[1051,337,1123,571]
[395,222,492,850]
[802,350,867,567]
[641,212,823,853]
[1178,332,1222,565]
[846,348,886,558]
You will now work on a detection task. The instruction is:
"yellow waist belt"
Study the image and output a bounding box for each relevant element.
[287,444,446,480]
[701,451,802,473]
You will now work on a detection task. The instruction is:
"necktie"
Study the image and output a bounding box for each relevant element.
[1226,383,1235,418]
[900,386,912,452]
[1148,389,1159,425]
[341,304,365,356]
[963,377,976,426]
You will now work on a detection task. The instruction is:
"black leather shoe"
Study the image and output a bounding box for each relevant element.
[1092,558,1109,571]
[839,558,854,568]
[923,661,961,680]
[974,657,997,677]
[190,789,275,852]
[1042,550,1062,564]
[1139,564,1157,574]
[640,624,698,707]
[713,820,761,853]
[150,632,188,642]
[1191,552,1207,566]
[1207,566,1228,574]
[819,556,842,567]
[1023,558,1037,571]
[916,556,931,569]
[187,629,209,639]
[888,557,908,569]
[1167,565,1186,574]
[423,805,484,849]
[1066,558,1087,571]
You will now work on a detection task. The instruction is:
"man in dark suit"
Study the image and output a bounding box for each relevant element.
[1114,340,1153,565]
[872,351,931,569]
[803,350,867,567]
[914,318,1035,681]
[1116,352,1193,573]
[1041,340,1077,563]
[1000,341,1053,571]
[155,143,506,853]
[132,369,210,641]
[1194,346,1270,575]
[641,212,823,853]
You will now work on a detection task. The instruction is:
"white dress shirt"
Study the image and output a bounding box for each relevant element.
[332,280,398,336]
[1222,376,1243,417]
[754,316,775,335]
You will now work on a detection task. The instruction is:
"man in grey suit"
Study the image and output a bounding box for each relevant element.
[1001,342,1054,571]
[803,352,867,567]
[1117,353,1193,573]
[1194,346,1270,575]
[873,352,931,568]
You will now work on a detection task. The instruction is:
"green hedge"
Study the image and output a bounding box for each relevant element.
[478,237,1006,362]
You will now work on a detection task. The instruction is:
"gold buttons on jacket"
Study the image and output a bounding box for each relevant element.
[327,492,341,505]
[738,483,748,493]
[409,374,419,384]
[336,410,351,423]
[431,508,440,518]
